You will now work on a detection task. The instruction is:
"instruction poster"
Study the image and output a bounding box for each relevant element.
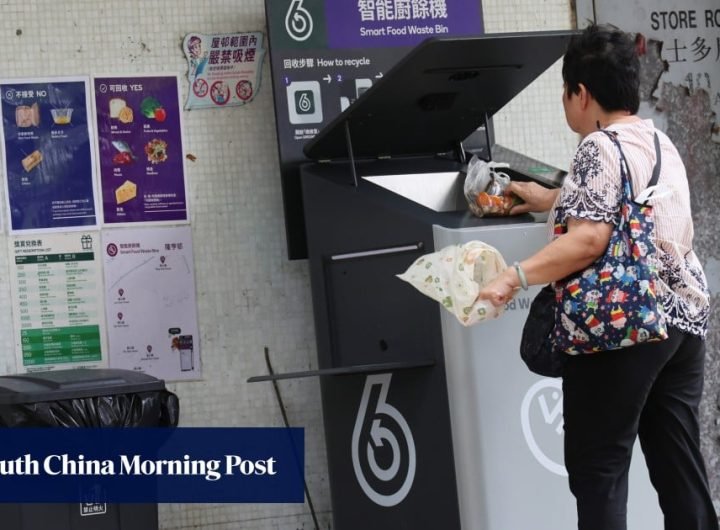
[266,0,483,158]
[9,232,107,373]
[183,31,266,109]
[264,0,484,257]
[0,77,99,233]
[94,75,189,225]
[102,225,201,381]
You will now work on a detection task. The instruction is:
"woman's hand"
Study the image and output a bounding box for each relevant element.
[477,267,519,307]
[506,182,559,215]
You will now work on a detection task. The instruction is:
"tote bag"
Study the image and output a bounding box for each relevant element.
[551,130,668,355]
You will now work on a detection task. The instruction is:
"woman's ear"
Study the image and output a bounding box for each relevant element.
[577,83,592,110]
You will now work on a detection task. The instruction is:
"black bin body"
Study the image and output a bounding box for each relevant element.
[0,368,179,530]
[296,30,575,530]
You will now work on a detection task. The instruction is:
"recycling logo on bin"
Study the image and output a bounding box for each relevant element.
[284,0,314,42]
[352,373,416,507]
[521,379,567,477]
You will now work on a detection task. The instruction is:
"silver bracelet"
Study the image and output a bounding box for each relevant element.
[513,261,529,291]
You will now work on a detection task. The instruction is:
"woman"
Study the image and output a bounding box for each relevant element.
[478,25,717,530]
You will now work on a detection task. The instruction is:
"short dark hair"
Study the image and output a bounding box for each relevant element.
[562,24,640,114]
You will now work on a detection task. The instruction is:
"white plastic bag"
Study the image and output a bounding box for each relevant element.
[463,156,516,217]
[397,241,507,326]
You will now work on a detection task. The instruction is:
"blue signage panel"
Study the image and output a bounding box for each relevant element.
[0,428,304,502]
[0,78,98,232]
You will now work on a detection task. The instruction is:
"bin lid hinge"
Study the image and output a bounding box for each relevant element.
[454,141,467,164]
[483,112,493,161]
[344,120,359,188]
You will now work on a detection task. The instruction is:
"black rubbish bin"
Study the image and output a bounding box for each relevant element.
[0,368,179,530]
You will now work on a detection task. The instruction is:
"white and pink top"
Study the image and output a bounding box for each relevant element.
[549,119,709,337]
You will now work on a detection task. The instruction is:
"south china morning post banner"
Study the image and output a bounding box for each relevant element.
[0,428,304,502]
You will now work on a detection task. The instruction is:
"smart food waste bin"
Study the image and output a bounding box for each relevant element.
[294,31,664,529]
[0,368,179,530]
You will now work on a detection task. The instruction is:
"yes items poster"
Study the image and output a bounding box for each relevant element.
[94,76,189,225]
[0,77,99,233]
[102,225,201,381]
[9,232,107,372]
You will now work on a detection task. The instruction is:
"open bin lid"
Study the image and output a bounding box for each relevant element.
[304,30,576,161]
[0,368,166,404]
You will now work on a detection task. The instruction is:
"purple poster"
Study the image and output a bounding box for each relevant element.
[94,76,188,225]
[325,0,483,49]
[0,77,98,233]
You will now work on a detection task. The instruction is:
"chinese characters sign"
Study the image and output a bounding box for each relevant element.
[268,0,483,150]
[9,232,107,372]
[265,0,483,257]
[650,10,720,64]
[102,226,201,382]
[0,77,99,233]
[590,0,720,142]
[94,75,189,224]
[183,32,267,109]
[328,0,481,48]
[358,0,450,19]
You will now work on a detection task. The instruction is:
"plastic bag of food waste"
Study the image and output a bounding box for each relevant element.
[463,155,521,216]
[397,240,507,326]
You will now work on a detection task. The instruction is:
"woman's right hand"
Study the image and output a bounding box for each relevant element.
[506,181,559,215]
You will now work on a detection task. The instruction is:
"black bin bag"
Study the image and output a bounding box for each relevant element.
[0,368,179,530]
[0,369,179,428]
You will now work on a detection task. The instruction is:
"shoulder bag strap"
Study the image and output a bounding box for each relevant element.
[599,130,633,202]
[639,133,662,205]
[599,130,662,205]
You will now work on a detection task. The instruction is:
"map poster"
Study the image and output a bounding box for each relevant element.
[102,225,201,381]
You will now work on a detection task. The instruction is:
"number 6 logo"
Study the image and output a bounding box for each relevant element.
[285,0,314,42]
[352,373,416,507]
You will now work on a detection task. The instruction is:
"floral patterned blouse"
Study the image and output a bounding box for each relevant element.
[548,119,709,337]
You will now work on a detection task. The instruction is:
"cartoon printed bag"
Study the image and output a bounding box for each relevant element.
[552,131,668,354]
[397,240,507,326]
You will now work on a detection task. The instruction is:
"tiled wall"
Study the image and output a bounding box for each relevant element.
[0,1,574,527]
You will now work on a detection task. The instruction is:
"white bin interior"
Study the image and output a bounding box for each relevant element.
[362,172,466,212]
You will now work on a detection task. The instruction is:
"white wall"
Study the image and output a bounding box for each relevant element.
[0,1,575,527]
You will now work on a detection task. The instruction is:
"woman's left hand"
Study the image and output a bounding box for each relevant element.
[477,268,518,307]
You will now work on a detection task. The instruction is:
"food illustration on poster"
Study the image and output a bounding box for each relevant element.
[0,77,99,232]
[94,75,189,225]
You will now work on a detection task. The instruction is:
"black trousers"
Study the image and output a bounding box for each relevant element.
[563,327,718,530]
